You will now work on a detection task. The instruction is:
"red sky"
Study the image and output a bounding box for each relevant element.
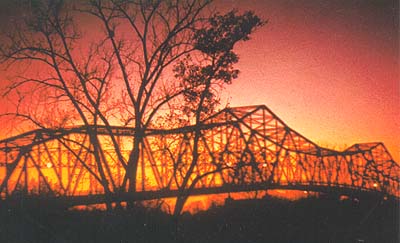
[0,0,398,161]
[218,0,399,161]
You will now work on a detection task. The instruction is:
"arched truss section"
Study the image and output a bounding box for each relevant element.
[0,105,398,204]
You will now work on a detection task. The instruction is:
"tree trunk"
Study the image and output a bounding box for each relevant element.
[125,128,143,209]
[89,133,113,211]
[173,193,189,218]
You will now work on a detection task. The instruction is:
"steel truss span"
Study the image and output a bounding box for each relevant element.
[0,105,398,206]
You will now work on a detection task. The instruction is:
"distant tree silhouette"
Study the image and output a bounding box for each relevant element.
[0,0,263,211]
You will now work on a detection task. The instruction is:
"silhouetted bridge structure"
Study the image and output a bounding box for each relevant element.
[0,105,399,207]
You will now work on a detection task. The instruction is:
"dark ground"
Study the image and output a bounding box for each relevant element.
[0,196,398,243]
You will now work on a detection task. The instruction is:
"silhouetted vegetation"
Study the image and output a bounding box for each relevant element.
[0,0,263,215]
[0,196,398,243]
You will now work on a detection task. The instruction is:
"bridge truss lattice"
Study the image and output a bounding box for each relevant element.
[0,105,398,205]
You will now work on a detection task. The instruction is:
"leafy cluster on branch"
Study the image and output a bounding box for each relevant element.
[174,10,263,118]
[195,10,262,54]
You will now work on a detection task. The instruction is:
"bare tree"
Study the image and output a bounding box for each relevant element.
[0,0,263,211]
[0,0,121,209]
[82,0,215,196]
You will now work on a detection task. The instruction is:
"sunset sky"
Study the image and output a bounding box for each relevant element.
[218,0,399,161]
[0,0,398,161]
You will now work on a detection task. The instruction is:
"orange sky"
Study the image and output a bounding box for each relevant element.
[218,0,399,161]
[0,0,398,161]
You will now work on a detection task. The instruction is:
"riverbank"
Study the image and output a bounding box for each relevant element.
[0,197,398,243]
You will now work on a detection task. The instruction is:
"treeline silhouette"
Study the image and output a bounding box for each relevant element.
[0,196,398,243]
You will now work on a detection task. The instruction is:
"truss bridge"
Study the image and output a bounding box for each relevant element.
[0,105,399,207]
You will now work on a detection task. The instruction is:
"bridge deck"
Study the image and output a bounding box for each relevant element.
[0,105,398,205]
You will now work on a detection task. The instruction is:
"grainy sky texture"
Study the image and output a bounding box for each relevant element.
[0,0,399,160]
[218,0,399,160]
